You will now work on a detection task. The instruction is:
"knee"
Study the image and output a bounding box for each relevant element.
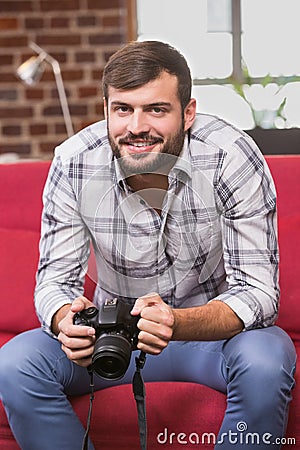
[0,341,23,409]
[0,329,50,389]
[0,334,31,386]
[223,327,296,420]
[0,329,59,411]
[0,337,19,376]
[225,326,296,391]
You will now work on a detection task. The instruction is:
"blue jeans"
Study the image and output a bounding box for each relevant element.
[0,326,296,449]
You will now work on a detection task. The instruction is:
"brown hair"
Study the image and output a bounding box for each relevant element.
[102,40,192,110]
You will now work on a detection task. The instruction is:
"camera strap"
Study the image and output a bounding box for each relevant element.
[81,367,95,450]
[81,353,147,450]
[132,351,147,450]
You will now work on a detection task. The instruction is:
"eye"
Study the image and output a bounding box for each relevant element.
[116,105,129,113]
[150,106,167,115]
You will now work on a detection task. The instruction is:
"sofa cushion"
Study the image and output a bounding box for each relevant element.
[72,382,226,449]
[0,332,16,348]
[0,228,40,334]
[0,161,50,233]
[0,381,226,450]
[276,215,300,342]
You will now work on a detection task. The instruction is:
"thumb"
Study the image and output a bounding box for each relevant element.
[131,292,161,315]
[70,296,92,314]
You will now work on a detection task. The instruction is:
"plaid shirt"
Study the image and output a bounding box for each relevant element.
[35,113,279,335]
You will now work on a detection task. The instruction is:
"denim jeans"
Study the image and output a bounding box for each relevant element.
[0,326,296,449]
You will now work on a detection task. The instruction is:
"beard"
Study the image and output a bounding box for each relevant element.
[108,122,186,178]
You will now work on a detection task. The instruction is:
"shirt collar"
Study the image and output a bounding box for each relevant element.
[169,135,192,181]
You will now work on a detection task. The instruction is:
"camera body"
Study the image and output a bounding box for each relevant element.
[73,298,139,380]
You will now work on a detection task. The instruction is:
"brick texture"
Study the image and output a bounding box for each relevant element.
[0,0,133,159]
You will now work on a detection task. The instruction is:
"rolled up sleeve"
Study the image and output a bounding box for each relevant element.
[214,136,279,329]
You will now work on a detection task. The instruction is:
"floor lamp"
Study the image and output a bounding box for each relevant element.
[16,42,74,137]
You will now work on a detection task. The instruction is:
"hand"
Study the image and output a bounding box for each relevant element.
[56,296,96,367]
[131,293,175,355]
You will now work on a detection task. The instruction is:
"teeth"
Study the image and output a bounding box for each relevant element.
[131,142,152,147]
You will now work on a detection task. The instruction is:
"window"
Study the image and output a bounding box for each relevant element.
[135,0,300,129]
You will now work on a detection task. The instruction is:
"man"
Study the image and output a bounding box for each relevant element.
[0,41,296,449]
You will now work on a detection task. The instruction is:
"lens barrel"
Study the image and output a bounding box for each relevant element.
[92,333,132,380]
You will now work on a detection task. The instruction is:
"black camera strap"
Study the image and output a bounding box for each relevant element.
[82,367,95,450]
[81,353,147,450]
[132,351,147,450]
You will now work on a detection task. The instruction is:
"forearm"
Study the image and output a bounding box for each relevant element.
[35,280,83,335]
[132,295,244,355]
[172,300,244,341]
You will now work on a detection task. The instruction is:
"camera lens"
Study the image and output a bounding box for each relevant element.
[92,333,132,380]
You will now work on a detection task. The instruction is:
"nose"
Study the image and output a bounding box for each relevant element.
[127,110,150,135]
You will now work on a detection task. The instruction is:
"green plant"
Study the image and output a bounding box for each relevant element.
[228,61,300,129]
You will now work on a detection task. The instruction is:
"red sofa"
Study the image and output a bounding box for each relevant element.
[0,156,299,449]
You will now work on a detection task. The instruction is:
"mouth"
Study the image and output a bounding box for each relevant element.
[119,136,163,154]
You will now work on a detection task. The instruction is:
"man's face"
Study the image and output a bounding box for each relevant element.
[105,71,196,175]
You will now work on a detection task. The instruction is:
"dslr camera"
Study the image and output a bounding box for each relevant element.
[73,298,140,380]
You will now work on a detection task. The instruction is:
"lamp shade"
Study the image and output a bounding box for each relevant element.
[16,43,74,137]
[16,55,46,86]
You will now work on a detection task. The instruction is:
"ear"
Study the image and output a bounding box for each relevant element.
[103,97,108,120]
[183,98,196,132]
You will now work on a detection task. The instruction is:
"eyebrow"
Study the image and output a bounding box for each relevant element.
[110,101,172,109]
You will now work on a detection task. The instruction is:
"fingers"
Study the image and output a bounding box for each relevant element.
[137,321,173,355]
[58,329,95,367]
[132,293,175,355]
[58,327,95,347]
[137,308,174,355]
[60,336,95,367]
[58,296,96,367]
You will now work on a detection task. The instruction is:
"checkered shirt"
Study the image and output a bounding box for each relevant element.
[35,114,279,335]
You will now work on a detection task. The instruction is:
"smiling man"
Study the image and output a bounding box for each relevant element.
[0,41,296,450]
[105,71,191,173]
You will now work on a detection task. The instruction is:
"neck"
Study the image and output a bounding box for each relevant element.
[126,173,169,216]
[126,172,169,192]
